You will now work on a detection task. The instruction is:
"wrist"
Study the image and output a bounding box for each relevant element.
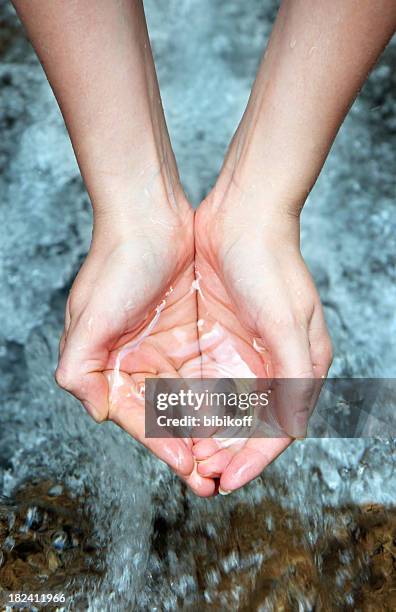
[90,185,194,264]
[86,146,187,213]
[90,168,192,229]
[207,175,302,249]
[216,107,315,223]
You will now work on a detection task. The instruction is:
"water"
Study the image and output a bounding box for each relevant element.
[0,0,395,609]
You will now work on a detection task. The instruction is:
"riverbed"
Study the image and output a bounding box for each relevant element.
[1,1,395,609]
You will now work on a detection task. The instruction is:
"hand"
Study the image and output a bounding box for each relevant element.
[56,203,216,497]
[192,184,332,493]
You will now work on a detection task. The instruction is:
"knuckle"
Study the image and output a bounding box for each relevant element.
[55,366,76,392]
[268,312,305,337]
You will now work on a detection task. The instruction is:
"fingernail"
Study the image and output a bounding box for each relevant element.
[219,487,232,496]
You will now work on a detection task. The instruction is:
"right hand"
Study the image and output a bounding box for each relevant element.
[56,204,216,497]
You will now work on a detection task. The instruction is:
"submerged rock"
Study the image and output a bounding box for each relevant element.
[0,480,103,607]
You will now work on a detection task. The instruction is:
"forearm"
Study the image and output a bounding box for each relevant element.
[12,0,182,220]
[223,0,396,216]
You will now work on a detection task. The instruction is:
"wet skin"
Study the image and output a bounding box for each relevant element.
[57,176,334,497]
[57,186,331,497]
[192,188,330,493]
[57,203,218,497]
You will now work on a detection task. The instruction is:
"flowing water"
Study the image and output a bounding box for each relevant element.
[1,1,395,610]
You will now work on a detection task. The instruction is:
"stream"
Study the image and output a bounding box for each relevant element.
[1,1,395,610]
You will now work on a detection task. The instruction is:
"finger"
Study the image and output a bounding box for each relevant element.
[55,312,113,422]
[115,410,195,478]
[309,304,333,379]
[59,332,66,359]
[196,448,235,478]
[58,299,71,360]
[219,437,291,494]
[105,370,195,477]
[64,296,71,335]
[263,316,314,378]
[263,320,315,437]
[192,436,246,461]
[148,437,195,478]
[181,463,217,497]
[270,377,319,438]
[192,438,221,460]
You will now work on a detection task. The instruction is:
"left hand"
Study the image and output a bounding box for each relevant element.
[192,186,332,493]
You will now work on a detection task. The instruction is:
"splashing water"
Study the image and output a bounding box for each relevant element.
[1,0,395,609]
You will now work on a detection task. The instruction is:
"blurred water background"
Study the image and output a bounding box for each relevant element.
[0,1,395,609]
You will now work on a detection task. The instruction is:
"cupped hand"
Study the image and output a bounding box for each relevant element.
[56,204,216,496]
[192,186,332,493]
[55,181,331,497]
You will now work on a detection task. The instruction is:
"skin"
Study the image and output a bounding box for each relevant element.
[12,0,396,496]
[58,211,219,496]
[193,0,396,493]
[12,0,215,497]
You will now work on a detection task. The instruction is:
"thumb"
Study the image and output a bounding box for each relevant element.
[262,318,316,438]
[55,311,112,422]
